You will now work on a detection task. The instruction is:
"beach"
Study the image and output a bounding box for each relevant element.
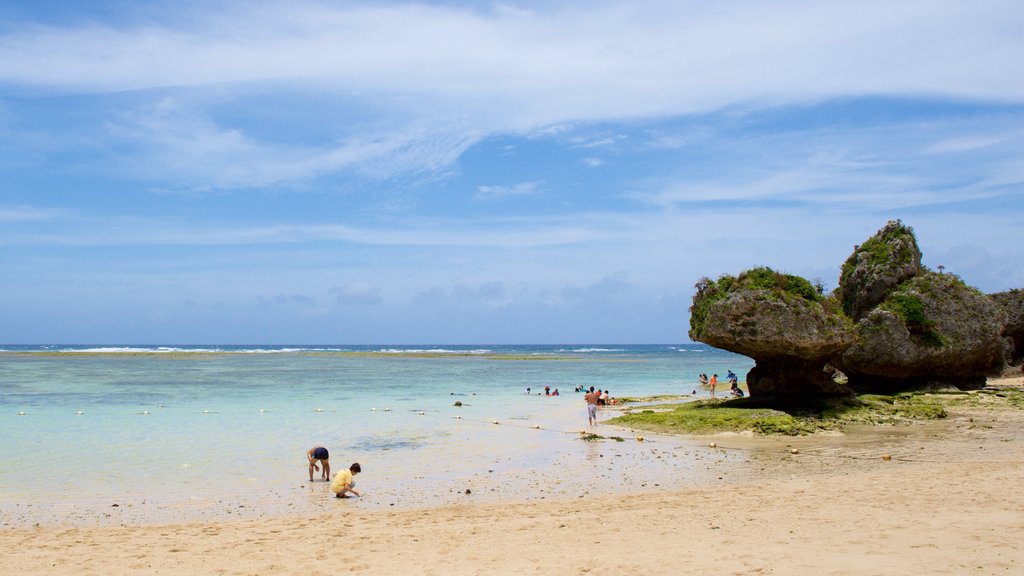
[4,373,1022,575]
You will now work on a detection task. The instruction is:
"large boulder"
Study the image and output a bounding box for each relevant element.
[687,221,1018,405]
[690,267,855,402]
[990,289,1024,365]
[838,220,922,320]
[835,272,1005,392]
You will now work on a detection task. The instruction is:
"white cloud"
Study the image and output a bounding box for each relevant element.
[476,181,542,200]
[0,206,61,222]
[101,98,480,189]
[331,282,383,306]
[1,1,1022,189]
[3,1,1021,106]
[411,281,511,309]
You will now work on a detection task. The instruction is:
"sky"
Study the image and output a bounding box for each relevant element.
[1,0,1022,345]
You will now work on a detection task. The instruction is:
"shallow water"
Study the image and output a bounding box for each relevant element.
[0,344,753,526]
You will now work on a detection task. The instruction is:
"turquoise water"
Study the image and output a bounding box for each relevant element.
[0,344,753,526]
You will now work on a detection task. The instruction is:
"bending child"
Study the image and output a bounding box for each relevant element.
[307,445,331,481]
[331,463,362,498]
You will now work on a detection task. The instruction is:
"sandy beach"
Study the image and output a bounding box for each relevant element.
[4,375,1023,576]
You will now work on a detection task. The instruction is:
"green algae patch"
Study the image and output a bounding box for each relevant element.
[577,433,631,443]
[607,393,952,436]
[608,401,826,436]
[820,394,947,423]
[616,395,688,404]
[917,388,1024,410]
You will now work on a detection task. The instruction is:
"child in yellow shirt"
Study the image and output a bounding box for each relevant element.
[331,463,362,498]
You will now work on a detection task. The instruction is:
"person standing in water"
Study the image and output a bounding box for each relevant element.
[584,386,600,426]
[709,374,719,398]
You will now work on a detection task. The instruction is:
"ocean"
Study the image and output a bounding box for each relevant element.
[0,344,753,526]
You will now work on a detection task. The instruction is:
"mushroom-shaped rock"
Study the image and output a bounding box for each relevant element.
[836,272,1004,392]
[690,267,855,403]
[838,220,922,321]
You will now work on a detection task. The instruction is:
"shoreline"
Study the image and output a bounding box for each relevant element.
[8,461,1020,575]
[3,375,1022,574]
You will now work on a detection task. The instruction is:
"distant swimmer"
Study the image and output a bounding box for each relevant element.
[331,463,362,498]
[307,445,331,482]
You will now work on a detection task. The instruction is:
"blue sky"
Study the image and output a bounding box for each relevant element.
[1,0,1022,344]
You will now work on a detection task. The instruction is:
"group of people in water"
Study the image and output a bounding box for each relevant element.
[526,385,616,403]
[697,370,744,398]
[528,385,569,393]
[306,445,362,498]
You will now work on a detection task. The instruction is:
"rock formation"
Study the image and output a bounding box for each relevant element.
[838,220,922,320]
[689,267,855,403]
[835,271,1005,392]
[689,220,1013,404]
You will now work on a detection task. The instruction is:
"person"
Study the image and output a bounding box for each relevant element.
[544,385,551,396]
[698,373,708,387]
[584,386,599,426]
[709,373,718,398]
[307,445,330,482]
[552,388,560,396]
[601,390,610,405]
[730,379,745,398]
[526,387,531,395]
[726,370,737,384]
[331,462,362,498]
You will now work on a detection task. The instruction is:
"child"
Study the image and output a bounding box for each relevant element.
[331,463,363,498]
[307,445,331,482]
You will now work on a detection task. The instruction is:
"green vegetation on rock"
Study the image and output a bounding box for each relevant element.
[881,293,936,339]
[690,266,824,339]
[840,221,917,284]
[839,219,919,317]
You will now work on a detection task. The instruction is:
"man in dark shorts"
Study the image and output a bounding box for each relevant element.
[307,445,331,481]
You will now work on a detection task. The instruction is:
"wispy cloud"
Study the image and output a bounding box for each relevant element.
[4,2,1022,103]
[475,181,542,200]
[100,98,481,189]
[0,206,62,222]
[331,282,383,306]
[1,1,1022,189]
[625,113,1024,211]
[2,1,1023,343]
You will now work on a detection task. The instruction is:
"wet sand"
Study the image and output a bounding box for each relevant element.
[4,375,1023,575]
